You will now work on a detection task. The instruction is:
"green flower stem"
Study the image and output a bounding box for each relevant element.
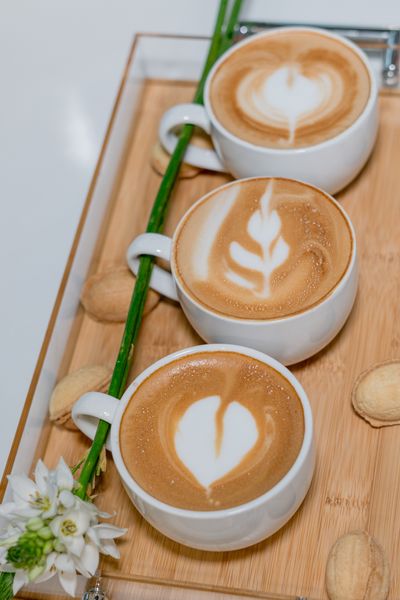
[0,573,13,599]
[76,0,243,500]
[75,0,243,497]
[0,3,244,596]
[218,0,243,55]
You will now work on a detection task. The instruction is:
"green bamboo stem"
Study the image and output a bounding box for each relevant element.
[0,573,13,599]
[0,3,244,598]
[219,0,242,54]
[76,0,242,498]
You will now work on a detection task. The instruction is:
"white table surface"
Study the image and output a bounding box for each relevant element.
[1,0,399,474]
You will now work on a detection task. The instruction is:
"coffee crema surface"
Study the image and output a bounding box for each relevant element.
[120,351,304,510]
[173,179,352,320]
[210,30,371,148]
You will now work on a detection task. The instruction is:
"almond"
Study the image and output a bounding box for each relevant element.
[326,530,389,600]
[81,266,160,322]
[49,365,113,430]
[352,360,400,427]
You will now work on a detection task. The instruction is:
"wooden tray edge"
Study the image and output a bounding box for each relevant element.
[0,35,142,500]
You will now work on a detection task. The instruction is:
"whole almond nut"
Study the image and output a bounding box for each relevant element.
[326,530,389,600]
[49,365,113,430]
[81,266,160,322]
[352,360,400,427]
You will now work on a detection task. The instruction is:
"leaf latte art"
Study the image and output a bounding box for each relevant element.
[210,30,371,148]
[227,181,289,297]
[174,178,352,320]
[120,352,304,510]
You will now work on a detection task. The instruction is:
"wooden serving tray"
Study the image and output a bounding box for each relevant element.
[3,34,400,599]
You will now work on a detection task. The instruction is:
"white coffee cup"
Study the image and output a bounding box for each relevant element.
[159,27,378,194]
[72,343,315,551]
[126,177,358,366]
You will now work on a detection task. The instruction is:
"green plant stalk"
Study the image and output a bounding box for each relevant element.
[219,0,242,54]
[0,2,244,596]
[76,0,243,499]
[0,573,13,599]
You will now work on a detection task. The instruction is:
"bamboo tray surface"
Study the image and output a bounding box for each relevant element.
[13,56,400,599]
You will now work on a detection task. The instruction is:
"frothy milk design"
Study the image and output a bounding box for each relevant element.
[227,181,289,297]
[242,65,331,144]
[120,351,305,510]
[210,30,371,148]
[174,178,352,320]
[174,396,259,488]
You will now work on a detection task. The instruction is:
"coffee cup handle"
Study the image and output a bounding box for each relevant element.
[159,103,226,172]
[126,233,179,301]
[72,392,119,452]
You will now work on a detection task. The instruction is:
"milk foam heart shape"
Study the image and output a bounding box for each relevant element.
[174,395,259,488]
[253,66,330,142]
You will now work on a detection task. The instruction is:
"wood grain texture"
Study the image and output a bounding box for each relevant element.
[26,81,400,600]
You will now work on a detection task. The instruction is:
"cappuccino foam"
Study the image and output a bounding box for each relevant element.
[210,29,371,148]
[173,178,352,320]
[120,351,304,510]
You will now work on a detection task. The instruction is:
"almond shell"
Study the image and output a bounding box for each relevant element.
[49,365,113,430]
[352,359,400,427]
[326,529,389,600]
[81,266,160,322]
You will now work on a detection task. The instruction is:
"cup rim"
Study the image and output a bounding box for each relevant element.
[204,25,378,154]
[110,343,314,519]
[170,176,357,325]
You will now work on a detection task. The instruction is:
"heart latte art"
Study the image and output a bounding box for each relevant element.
[120,352,304,510]
[210,30,371,148]
[173,178,352,320]
[174,395,260,489]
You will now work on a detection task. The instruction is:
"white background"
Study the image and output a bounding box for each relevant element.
[0,0,399,472]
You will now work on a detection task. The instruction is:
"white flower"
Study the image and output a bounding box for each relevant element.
[54,553,78,596]
[87,523,123,559]
[74,541,99,576]
[0,458,127,597]
[50,508,91,556]
[0,458,73,521]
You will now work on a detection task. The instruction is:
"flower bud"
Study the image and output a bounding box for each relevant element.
[43,540,53,555]
[27,517,44,532]
[28,564,46,582]
[7,530,48,570]
[53,539,66,553]
[37,526,53,540]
